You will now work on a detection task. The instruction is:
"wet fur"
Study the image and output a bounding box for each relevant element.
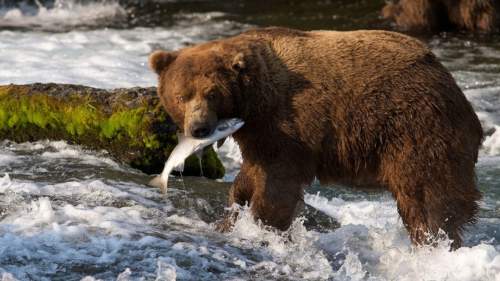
[150,27,483,249]
[382,0,498,33]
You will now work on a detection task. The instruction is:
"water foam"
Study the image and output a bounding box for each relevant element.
[1,162,500,280]
[0,0,126,31]
[0,28,156,88]
[227,205,334,280]
[39,140,121,167]
[483,126,500,156]
[0,171,333,280]
[0,151,19,167]
[0,20,246,88]
[0,173,172,280]
[1,140,121,170]
[213,137,243,182]
[305,193,500,281]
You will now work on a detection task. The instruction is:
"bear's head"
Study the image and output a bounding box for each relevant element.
[149,41,251,138]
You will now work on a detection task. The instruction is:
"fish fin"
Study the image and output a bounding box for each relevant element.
[173,162,184,172]
[148,175,168,194]
[195,150,204,177]
[217,137,227,148]
[195,149,204,159]
[160,184,168,194]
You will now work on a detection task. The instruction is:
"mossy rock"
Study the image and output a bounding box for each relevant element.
[0,83,225,179]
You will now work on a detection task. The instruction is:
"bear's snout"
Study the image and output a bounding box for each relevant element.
[183,98,218,138]
[190,122,213,138]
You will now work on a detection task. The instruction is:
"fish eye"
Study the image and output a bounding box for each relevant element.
[217,124,228,131]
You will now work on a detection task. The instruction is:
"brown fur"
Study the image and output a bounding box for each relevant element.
[149,27,483,249]
[382,0,498,33]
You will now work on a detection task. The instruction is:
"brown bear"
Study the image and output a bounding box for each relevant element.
[382,0,498,33]
[149,27,483,249]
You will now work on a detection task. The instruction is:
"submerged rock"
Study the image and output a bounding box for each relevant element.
[0,83,225,179]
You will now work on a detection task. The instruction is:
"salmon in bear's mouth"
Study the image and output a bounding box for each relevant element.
[148,118,244,193]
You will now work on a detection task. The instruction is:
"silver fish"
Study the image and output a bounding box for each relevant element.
[148,118,244,193]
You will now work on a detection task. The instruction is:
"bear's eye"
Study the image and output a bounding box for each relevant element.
[206,91,217,101]
[176,95,187,103]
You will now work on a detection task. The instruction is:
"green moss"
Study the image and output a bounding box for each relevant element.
[182,148,225,178]
[0,88,153,146]
[7,113,19,128]
[0,108,7,130]
[143,135,160,149]
[64,106,97,136]
[202,148,225,178]
[100,108,146,141]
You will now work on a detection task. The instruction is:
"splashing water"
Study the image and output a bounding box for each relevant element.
[0,140,499,280]
[0,0,126,31]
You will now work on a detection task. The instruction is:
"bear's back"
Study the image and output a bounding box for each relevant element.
[253,28,433,92]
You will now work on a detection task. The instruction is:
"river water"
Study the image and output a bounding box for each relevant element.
[0,1,500,280]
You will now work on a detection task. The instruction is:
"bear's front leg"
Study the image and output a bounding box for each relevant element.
[250,173,304,231]
[228,162,256,207]
[217,161,305,231]
[215,162,256,232]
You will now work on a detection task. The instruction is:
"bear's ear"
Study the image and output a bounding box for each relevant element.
[231,52,246,71]
[149,50,177,75]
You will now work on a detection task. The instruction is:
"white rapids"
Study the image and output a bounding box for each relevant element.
[149,118,244,193]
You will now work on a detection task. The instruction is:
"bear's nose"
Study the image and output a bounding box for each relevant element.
[191,123,211,138]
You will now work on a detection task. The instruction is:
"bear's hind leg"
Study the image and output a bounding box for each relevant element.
[383,150,481,249]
